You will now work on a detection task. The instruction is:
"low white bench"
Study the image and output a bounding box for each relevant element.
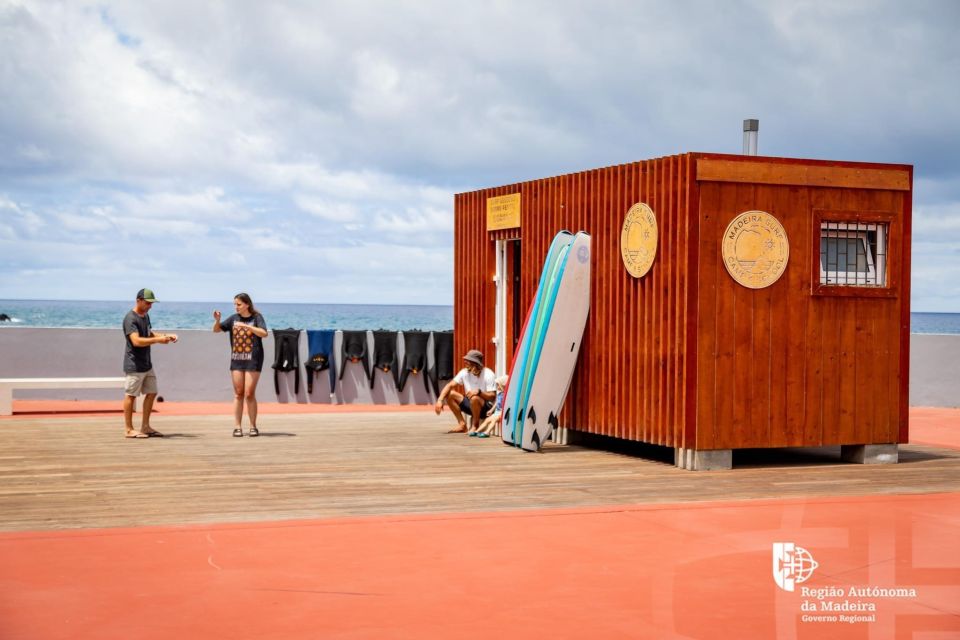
[0,377,126,415]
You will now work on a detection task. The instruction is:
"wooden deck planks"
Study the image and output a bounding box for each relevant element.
[0,411,958,532]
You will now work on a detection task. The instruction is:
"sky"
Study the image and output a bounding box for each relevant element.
[1,0,958,310]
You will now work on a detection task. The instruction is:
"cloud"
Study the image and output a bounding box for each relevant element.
[55,211,115,233]
[915,202,960,242]
[0,0,958,309]
[293,195,360,223]
[0,196,44,238]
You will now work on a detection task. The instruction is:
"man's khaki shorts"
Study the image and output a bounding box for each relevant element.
[124,369,158,396]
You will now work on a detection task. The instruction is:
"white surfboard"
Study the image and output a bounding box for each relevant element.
[501,231,574,445]
[519,231,591,451]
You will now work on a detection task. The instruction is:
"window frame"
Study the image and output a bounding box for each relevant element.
[819,225,880,285]
[811,210,898,298]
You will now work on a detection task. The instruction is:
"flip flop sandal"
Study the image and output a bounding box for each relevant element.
[125,432,149,439]
[248,427,259,437]
[476,433,490,438]
[233,428,243,437]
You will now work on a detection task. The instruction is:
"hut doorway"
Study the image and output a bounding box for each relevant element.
[494,239,521,376]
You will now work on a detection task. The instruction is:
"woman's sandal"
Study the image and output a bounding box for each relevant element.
[248,426,259,437]
[233,428,243,437]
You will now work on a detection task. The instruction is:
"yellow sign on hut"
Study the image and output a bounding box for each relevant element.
[486,193,521,231]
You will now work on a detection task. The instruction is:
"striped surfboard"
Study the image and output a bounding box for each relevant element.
[518,231,591,451]
[500,231,574,445]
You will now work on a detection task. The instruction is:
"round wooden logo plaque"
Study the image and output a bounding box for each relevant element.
[620,202,658,278]
[721,210,789,289]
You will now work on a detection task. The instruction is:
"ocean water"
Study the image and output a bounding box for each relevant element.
[0,300,453,331]
[0,300,957,335]
[911,312,960,335]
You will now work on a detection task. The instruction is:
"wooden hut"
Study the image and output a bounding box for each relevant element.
[453,152,912,469]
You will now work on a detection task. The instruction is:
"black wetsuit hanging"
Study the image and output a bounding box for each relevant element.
[370,330,399,389]
[398,330,431,394]
[429,330,454,397]
[339,330,372,384]
[304,329,336,394]
[271,328,302,395]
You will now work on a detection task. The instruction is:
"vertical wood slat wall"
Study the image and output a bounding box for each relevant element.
[455,155,693,447]
[454,153,912,450]
[693,156,911,449]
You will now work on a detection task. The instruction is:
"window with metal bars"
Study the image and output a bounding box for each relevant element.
[819,221,888,286]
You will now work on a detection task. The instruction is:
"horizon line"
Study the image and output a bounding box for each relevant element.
[0,298,453,307]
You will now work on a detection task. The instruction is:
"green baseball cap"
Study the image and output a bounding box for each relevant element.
[136,288,158,302]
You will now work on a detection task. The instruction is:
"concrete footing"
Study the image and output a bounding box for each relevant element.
[675,448,733,471]
[552,427,583,446]
[557,431,898,469]
[840,444,899,464]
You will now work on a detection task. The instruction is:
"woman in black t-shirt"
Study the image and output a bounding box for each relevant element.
[213,292,268,437]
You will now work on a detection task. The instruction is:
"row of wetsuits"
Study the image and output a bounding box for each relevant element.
[270,329,454,397]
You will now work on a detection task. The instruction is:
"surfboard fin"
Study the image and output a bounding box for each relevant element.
[547,412,558,442]
[531,429,541,452]
[527,406,536,425]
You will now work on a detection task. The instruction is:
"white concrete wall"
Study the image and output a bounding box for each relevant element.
[907,334,960,408]
[0,329,956,407]
[0,328,437,404]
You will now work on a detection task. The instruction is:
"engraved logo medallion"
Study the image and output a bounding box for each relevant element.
[721,210,789,289]
[620,202,658,278]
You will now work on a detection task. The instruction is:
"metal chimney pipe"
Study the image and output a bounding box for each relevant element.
[743,119,759,155]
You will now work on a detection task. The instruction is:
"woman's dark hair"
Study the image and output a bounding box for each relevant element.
[234,292,258,316]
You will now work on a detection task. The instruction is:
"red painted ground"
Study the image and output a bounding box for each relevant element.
[908,406,960,450]
[0,494,957,639]
[2,403,959,637]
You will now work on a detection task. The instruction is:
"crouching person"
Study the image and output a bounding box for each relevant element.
[434,349,495,433]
